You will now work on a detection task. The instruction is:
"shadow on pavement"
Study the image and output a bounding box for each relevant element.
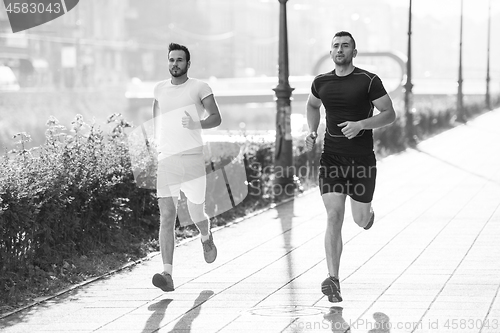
[141,299,173,333]
[0,303,48,329]
[276,198,297,302]
[323,308,392,333]
[0,286,96,329]
[367,312,391,333]
[166,290,214,332]
[323,306,351,333]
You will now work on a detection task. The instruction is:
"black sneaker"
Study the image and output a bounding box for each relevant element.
[364,211,375,230]
[321,275,343,303]
[201,233,217,264]
[152,272,174,292]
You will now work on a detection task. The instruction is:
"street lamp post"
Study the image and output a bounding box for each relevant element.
[457,0,466,122]
[486,0,492,110]
[273,0,295,198]
[404,0,415,146]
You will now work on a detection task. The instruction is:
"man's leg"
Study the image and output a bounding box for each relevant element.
[350,154,376,229]
[187,200,210,235]
[158,196,178,267]
[351,198,375,230]
[322,192,347,278]
[350,198,374,229]
[322,192,347,302]
[187,200,217,263]
[181,153,216,263]
[152,196,178,292]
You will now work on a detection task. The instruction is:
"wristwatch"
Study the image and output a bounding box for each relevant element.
[309,131,318,140]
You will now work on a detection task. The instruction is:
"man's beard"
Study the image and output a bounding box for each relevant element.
[333,56,351,66]
[169,66,188,77]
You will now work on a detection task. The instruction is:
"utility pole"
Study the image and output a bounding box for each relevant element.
[457,0,466,123]
[405,0,415,146]
[273,0,295,199]
[486,0,492,110]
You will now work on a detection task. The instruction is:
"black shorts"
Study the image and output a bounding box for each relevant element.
[319,152,377,203]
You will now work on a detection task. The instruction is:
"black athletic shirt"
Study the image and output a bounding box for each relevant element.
[311,67,387,156]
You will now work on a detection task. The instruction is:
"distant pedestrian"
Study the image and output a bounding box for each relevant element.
[151,43,222,292]
[305,31,396,302]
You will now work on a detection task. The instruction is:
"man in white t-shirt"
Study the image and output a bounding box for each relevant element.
[151,43,222,292]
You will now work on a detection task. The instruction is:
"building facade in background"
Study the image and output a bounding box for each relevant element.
[0,0,128,89]
[0,0,498,90]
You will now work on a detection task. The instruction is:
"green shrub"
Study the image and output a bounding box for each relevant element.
[0,115,159,304]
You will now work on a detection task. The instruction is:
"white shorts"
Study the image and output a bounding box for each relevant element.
[156,154,206,204]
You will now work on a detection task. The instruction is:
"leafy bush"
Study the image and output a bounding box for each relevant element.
[0,115,158,305]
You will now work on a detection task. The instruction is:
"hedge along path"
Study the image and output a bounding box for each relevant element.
[0,187,303,320]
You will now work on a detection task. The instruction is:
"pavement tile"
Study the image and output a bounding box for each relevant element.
[215,316,296,332]
[369,300,432,310]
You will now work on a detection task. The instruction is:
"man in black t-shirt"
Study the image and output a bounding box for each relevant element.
[305,31,396,303]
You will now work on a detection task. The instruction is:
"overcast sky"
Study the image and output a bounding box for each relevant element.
[383,0,499,21]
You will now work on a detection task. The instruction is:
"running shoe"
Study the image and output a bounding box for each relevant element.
[202,233,217,263]
[152,272,174,292]
[321,275,343,303]
[364,211,375,230]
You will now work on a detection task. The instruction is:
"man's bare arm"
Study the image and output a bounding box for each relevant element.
[200,94,222,129]
[306,93,322,133]
[305,93,322,151]
[152,99,160,143]
[359,94,396,129]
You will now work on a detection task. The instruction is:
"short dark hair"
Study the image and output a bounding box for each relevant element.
[168,43,190,62]
[332,31,356,49]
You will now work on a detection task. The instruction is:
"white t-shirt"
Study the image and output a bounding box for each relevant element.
[153,78,213,158]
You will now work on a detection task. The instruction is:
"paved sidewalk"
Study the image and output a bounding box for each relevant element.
[1,109,500,333]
